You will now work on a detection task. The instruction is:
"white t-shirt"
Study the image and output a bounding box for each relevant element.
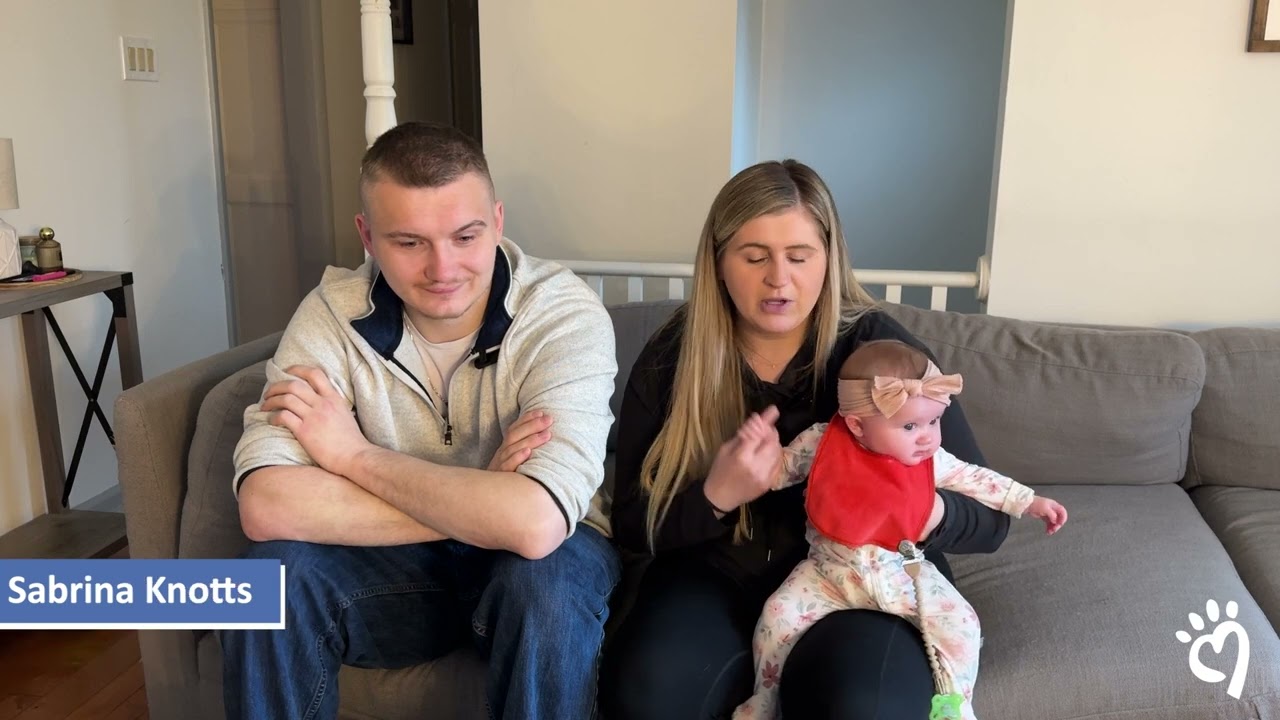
[403,314,479,411]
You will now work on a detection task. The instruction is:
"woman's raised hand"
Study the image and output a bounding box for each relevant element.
[703,406,783,514]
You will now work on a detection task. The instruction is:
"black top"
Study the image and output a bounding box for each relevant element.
[610,306,1010,588]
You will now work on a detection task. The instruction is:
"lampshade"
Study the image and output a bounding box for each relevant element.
[0,139,18,211]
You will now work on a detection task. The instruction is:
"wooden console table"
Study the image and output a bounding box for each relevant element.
[0,271,141,559]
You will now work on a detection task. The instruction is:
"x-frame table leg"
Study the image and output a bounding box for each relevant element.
[18,282,144,511]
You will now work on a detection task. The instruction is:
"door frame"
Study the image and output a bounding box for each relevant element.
[446,0,483,143]
[201,0,236,346]
[202,0,335,346]
[279,0,337,296]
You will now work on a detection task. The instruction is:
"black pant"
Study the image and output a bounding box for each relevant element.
[600,551,951,720]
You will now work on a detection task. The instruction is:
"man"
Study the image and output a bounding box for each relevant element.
[219,121,621,720]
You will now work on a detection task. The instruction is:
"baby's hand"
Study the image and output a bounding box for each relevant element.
[736,409,785,489]
[736,409,776,445]
[1028,497,1068,535]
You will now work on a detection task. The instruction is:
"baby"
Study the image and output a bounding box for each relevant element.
[732,340,1067,720]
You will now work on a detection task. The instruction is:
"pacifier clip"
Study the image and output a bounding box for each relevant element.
[899,540,966,720]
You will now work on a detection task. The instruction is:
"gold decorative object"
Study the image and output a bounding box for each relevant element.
[35,226,63,272]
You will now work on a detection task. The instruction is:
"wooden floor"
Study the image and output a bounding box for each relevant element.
[0,535,145,719]
[0,629,147,720]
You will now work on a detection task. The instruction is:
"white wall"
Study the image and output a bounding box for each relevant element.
[0,0,228,533]
[479,0,1006,312]
[732,0,763,175]
[754,0,1008,294]
[987,0,1280,327]
[479,0,740,263]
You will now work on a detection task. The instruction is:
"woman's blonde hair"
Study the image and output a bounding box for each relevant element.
[640,160,877,547]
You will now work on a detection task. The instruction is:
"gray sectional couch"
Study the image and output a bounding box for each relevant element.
[116,298,1280,719]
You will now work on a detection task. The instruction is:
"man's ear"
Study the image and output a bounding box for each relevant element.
[843,414,864,438]
[355,213,375,255]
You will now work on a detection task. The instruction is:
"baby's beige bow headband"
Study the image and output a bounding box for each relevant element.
[837,360,964,419]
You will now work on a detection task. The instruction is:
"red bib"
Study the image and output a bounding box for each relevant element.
[804,418,936,551]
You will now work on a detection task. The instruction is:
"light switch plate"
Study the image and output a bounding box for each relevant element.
[121,36,158,82]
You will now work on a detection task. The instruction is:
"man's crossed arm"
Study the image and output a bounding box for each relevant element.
[239,366,562,558]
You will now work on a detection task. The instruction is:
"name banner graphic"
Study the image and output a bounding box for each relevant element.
[0,559,285,629]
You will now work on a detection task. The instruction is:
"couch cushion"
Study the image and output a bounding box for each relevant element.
[605,300,682,451]
[1192,485,1280,630]
[337,650,486,720]
[950,484,1280,719]
[1183,328,1280,491]
[884,304,1205,486]
[199,630,487,720]
[179,361,266,560]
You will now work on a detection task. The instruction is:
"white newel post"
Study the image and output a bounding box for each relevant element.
[361,0,398,147]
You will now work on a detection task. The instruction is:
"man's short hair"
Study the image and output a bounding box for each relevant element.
[359,121,493,205]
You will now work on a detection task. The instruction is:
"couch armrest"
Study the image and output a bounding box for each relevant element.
[115,332,281,560]
[114,332,280,717]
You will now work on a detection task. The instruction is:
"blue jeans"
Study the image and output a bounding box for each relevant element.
[218,524,620,720]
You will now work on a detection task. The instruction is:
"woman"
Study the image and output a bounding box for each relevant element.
[599,160,1009,719]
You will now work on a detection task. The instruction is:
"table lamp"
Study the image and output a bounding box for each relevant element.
[0,139,19,279]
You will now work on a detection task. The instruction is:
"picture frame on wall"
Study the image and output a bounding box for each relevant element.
[391,0,413,45]
[1250,0,1280,51]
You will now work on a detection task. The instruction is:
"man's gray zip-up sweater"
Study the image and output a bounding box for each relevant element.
[233,238,618,538]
